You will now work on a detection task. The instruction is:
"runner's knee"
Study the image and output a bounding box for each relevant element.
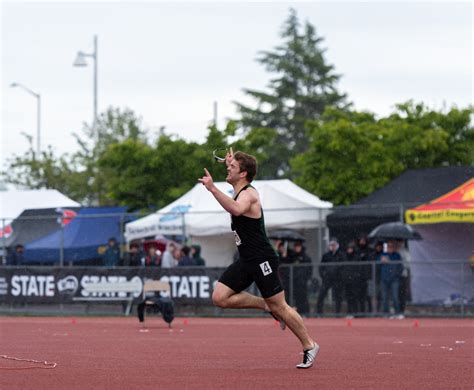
[266,301,286,317]
[212,290,229,308]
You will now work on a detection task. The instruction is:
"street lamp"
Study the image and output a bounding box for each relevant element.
[10,82,41,154]
[73,35,98,128]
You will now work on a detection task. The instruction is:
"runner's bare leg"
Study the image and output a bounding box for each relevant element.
[213,282,266,310]
[213,283,314,350]
[265,291,314,350]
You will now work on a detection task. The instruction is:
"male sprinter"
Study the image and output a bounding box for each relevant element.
[198,150,319,369]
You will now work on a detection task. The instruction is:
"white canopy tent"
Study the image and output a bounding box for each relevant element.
[126,180,332,266]
[0,189,80,222]
[0,189,80,260]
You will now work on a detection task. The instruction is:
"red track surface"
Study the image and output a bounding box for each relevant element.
[0,316,472,389]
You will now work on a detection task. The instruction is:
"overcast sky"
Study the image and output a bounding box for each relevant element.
[1,1,472,170]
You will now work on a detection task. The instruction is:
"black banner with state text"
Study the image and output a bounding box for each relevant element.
[0,267,225,304]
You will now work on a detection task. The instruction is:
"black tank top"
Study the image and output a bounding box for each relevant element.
[231,184,277,262]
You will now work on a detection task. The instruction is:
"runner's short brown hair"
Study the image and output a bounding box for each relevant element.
[234,151,257,182]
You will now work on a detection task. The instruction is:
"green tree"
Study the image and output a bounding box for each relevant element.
[98,124,232,210]
[2,134,92,202]
[96,139,157,210]
[73,107,148,205]
[292,103,474,205]
[234,8,348,178]
[2,107,149,205]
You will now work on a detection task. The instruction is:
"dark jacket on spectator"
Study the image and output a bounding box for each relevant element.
[287,246,312,281]
[178,255,196,267]
[123,250,142,267]
[319,249,346,280]
[356,244,372,280]
[191,245,206,266]
[103,244,120,267]
[7,250,24,266]
[341,249,361,282]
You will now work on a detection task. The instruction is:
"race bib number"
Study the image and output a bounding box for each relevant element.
[233,230,242,246]
[259,261,272,276]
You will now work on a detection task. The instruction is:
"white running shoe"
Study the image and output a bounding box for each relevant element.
[296,343,320,369]
[268,311,286,330]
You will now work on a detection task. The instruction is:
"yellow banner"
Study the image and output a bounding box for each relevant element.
[405,209,474,224]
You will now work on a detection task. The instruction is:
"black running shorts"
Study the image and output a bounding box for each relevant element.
[218,257,284,298]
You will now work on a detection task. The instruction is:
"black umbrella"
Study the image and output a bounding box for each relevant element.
[268,229,305,242]
[368,222,422,240]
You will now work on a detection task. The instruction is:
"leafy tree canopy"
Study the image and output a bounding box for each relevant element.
[292,102,474,205]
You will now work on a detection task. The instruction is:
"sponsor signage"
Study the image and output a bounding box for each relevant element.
[406,179,474,224]
[0,267,223,304]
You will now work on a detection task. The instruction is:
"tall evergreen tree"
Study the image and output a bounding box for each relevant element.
[234,8,348,177]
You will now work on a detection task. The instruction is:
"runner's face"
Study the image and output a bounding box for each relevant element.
[226,159,244,184]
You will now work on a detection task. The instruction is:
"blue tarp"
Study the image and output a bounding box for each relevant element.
[25,207,131,264]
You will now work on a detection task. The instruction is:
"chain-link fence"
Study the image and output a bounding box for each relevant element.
[1,205,472,317]
[280,261,473,318]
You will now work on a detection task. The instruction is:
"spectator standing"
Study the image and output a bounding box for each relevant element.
[191,245,206,266]
[316,239,345,315]
[379,241,404,318]
[103,237,121,267]
[123,243,143,267]
[161,243,177,268]
[145,246,161,267]
[178,246,196,266]
[371,241,384,312]
[396,240,411,314]
[275,241,288,261]
[356,236,372,313]
[287,240,312,316]
[8,244,25,265]
[342,242,359,315]
[276,241,291,303]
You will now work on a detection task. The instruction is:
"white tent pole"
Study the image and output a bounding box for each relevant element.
[181,212,187,243]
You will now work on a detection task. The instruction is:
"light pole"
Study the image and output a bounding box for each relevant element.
[73,35,98,129]
[10,82,41,154]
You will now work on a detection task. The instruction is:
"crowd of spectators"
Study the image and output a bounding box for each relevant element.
[102,238,207,268]
[275,236,409,319]
[314,237,409,318]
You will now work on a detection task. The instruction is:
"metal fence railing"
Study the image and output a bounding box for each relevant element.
[280,261,473,318]
[0,261,472,318]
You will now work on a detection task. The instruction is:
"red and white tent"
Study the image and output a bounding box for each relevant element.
[405,179,474,305]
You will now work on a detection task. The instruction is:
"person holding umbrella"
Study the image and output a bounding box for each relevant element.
[368,221,421,317]
[379,240,404,318]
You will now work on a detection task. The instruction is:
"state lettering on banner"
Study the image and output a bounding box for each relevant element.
[11,275,55,297]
